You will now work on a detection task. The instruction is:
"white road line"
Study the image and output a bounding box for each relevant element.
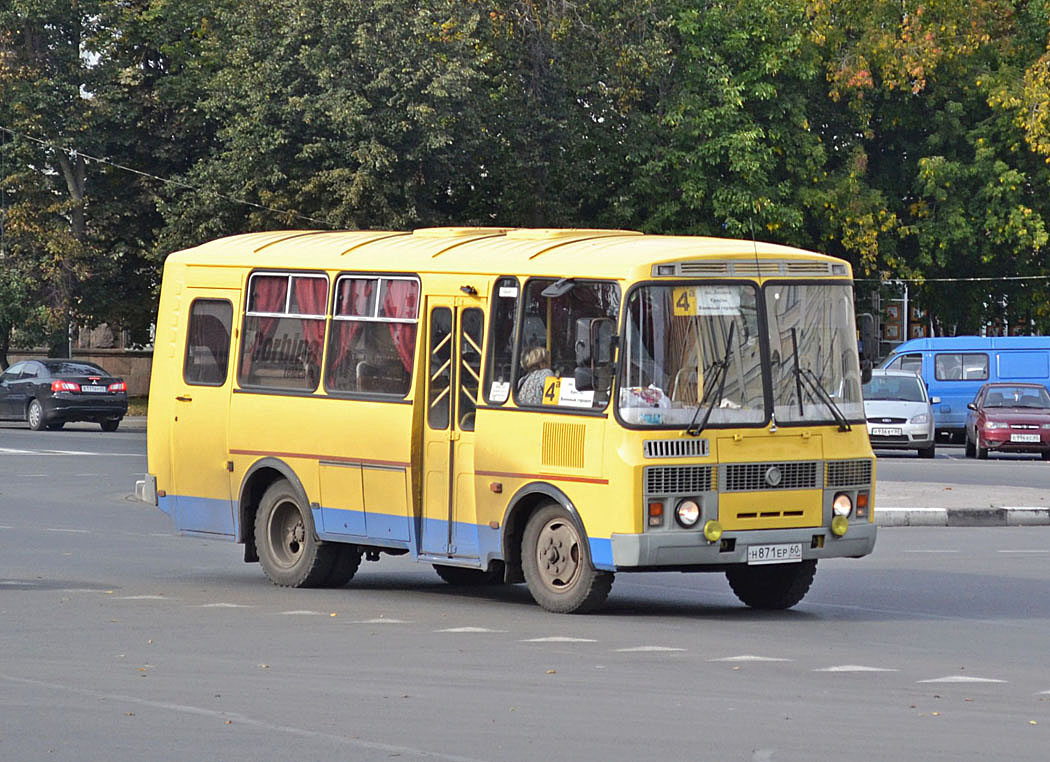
[522,636,597,643]
[197,603,252,608]
[45,528,90,534]
[278,610,327,616]
[0,447,140,457]
[352,618,410,624]
[815,665,898,672]
[903,549,960,553]
[709,655,792,662]
[918,676,1008,684]
[435,627,506,633]
[997,550,1050,554]
[616,646,686,653]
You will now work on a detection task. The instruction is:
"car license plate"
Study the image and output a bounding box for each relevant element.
[81,385,107,393]
[871,426,902,436]
[746,543,803,566]
[1010,433,1040,443]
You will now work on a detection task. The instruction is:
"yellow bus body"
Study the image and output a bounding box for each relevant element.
[140,227,876,612]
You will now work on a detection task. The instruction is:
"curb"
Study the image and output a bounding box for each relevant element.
[876,507,1050,527]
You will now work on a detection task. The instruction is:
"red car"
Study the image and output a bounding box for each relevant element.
[965,382,1050,460]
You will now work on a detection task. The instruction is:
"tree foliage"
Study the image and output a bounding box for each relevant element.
[3,0,1050,349]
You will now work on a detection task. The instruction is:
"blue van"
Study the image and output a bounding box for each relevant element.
[879,336,1050,442]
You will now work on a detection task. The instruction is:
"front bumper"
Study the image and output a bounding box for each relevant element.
[866,422,934,451]
[980,430,1050,454]
[611,522,877,569]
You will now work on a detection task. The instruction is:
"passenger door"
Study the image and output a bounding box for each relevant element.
[420,297,485,559]
[171,293,238,536]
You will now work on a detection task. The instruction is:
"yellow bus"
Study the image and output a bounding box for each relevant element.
[137,227,877,613]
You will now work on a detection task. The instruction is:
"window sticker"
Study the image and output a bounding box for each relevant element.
[672,286,742,316]
[489,380,510,402]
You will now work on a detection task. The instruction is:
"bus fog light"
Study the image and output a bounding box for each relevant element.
[675,499,701,528]
[702,520,723,543]
[832,493,853,517]
[831,515,849,536]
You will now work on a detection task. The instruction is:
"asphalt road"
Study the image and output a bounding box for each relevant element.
[2,425,1049,761]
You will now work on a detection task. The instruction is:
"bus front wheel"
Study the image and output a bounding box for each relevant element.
[726,559,817,610]
[255,480,337,588]
[521,504,613,614]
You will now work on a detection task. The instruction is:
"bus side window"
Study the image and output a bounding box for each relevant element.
[458,308,484,430]
[484,277,518,404]
[887,353,921,374]
[325,275,419,397]
[184,299,233,385]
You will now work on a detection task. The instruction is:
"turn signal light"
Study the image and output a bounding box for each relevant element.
[648,502,664,527]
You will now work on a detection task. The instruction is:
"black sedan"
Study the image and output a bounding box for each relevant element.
[0,359,128,431]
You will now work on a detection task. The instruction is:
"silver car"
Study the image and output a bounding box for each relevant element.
[862,369,937,458]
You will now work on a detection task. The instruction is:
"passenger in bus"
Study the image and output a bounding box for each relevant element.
[518,347,553,405]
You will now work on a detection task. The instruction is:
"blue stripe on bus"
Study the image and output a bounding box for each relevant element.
[162,496,613,570]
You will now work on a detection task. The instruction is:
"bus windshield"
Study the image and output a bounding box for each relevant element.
[620,283,765,427]
[620,281,864,428]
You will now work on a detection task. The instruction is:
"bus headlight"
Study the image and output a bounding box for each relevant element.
[703,520,723,543]
[675,499,701,528]
[832,493,853,518]
[831,515,849,536]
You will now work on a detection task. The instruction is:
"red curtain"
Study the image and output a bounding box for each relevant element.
[241,276,288,378]
[327,279,375,387]
[383,280,419,373]
[290,276,329,369]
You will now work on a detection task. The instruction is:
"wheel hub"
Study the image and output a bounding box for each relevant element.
[536,520,581,590]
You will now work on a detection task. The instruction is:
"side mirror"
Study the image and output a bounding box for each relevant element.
[860,359,872,385]
[967,402,976,411]
[931,396,941,404]
[857,313,876,366]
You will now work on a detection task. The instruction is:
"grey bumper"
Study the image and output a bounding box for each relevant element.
[611,522,877,568]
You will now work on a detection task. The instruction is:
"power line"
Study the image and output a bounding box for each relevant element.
[0,125,336,229]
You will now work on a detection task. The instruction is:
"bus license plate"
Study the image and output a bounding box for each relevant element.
[1011,433,1040,443]
[871,426,901,436]
[747,543,803,565]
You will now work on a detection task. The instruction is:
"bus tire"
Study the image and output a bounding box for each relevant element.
[323,544,363,588]
[433,563,504,586]
[255,480,336,588]
[521,504,613,614]
[726,559,817,610]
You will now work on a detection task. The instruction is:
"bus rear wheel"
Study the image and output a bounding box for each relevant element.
[255,480,337,588]
[521,504,613,614]
[726,559,817,610]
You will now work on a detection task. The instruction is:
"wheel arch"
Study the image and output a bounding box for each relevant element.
[237,457,312,563]
[500,482,588,584]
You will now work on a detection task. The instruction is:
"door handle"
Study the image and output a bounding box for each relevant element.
[175,395,193,402]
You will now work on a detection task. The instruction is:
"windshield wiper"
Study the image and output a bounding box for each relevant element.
[686,321,735,438]
[789,328,851,432]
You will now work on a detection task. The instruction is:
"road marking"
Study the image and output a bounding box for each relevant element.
[522,636,597,643]
[0,447,140,457]
[435,627,506,633]
[903,549,960,553]
[279,610,326,616]
[709,655,792,662]
[616,646,686,653]
[197,603,252,608]
[45,528,90,534]
[0,674,488,762]
[997,550,1050,554]
[815,665,898,672]
[353,618,410,624]
[918,676,1007,684]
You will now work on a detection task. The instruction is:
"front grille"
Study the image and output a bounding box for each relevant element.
[723,461,819,492]
[645,465,715,495]
[867,417,906,424]
[870,435,909,443]
[643,439,709,459]
[826,459,873,488]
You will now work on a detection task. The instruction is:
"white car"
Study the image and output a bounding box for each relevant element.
[862,369,937,458]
